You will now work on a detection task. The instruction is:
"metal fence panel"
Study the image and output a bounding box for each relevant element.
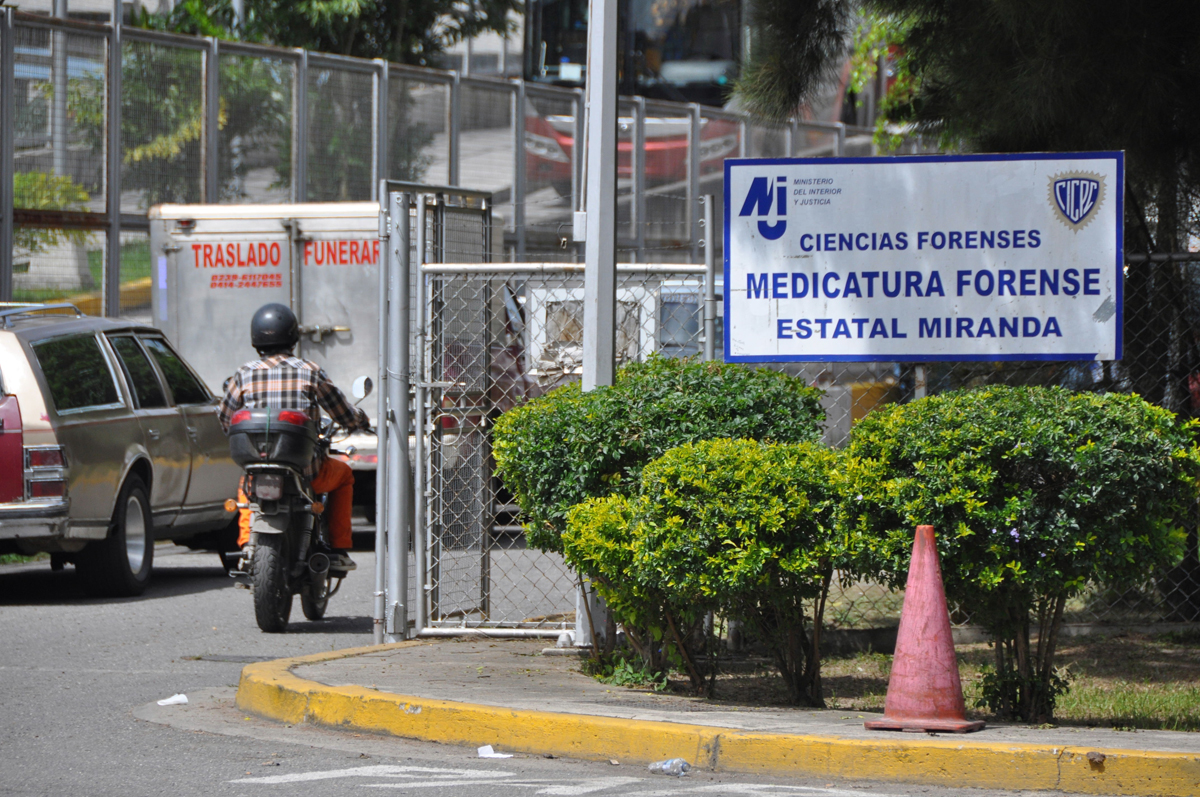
[120,38,204,210]
[387,72,450,186]
[305,64,374,201]
[13,24,107,212]
[458,81,515,228]
[217,52,294,203]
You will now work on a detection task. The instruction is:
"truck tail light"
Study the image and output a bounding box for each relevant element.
[0,395,22,503]
[24,443,65,502]
[277,410,308,426]
[230,409,251,425]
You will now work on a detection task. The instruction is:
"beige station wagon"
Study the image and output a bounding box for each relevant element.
[0,304,241,596]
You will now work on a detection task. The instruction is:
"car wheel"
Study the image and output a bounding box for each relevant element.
[78,475,154,597]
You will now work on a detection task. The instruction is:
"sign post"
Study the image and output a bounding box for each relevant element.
[723,153,1124,363]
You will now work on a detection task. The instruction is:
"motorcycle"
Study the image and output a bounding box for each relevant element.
[226,377,373,632]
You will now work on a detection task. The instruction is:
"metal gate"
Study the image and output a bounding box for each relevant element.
[414,260,715,633]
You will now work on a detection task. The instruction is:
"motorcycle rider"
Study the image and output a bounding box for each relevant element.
[218,303,370,570]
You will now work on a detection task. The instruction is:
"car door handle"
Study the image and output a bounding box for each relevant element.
[147,429,160,440]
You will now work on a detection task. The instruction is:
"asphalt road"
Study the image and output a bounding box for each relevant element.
[0,542,1121,797]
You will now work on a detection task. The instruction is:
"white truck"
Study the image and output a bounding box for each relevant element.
[148,200,496,514]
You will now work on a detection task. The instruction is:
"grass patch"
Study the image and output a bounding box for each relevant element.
[596,631,1200,730]
[0,551,49,565]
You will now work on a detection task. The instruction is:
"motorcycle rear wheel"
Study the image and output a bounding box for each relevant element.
[252,534,292,633]
[301,572,330,620]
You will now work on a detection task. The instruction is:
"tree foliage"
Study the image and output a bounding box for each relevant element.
[734,0,855,122]
[844,385,1200,721]
[493,356,826,553]
[136,0,520,66]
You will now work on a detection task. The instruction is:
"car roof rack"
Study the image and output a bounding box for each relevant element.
[0,303,84,329]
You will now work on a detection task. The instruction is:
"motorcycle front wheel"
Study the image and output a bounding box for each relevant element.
[252,534,292,633]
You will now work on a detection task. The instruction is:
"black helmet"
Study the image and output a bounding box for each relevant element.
[250,303,299,354]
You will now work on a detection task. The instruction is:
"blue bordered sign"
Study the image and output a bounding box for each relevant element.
[723,152,1123,362]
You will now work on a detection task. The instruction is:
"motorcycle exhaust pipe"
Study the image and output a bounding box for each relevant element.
[308,552,330,575]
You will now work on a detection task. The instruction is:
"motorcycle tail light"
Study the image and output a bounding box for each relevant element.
[276,410,308,426]
[29,479,65,498]
[254,473,284,501]
[229,410,251,425]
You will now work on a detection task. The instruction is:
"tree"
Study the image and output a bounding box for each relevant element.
[136,0,521,66]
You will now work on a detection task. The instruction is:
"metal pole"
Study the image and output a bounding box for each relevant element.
[703,195,716,362]
[448,74,461,187]
[0,8,14,303]
[512,80,526,258]
[293,49,308,202]
[582,0,617,392]
[413,195,429,634]
[572,89,585,214]
[373,60,388,198]
[632,97,645,261]
[578,0,618,650]
[104,0,122,317]
[203,37,219,202]
[687,103,702,263]
[52,0,68,178]
[373,182,391,645]
[385,191,412,641]
[835,121,846,157]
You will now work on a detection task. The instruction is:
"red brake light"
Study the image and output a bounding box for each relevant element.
[27,448,63,468]
[277,410,308,426]
[29,480,65,498]
[230,410,251,425]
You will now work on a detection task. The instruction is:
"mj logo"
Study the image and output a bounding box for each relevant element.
[739,176,787,240]
[1049,172,1106,232]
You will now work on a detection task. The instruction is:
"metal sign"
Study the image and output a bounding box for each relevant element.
[723,153,1124,362]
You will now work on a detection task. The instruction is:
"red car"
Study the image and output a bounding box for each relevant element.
[525,110,739,197]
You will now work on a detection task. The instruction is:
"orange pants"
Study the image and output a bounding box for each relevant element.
[238,457,356,549]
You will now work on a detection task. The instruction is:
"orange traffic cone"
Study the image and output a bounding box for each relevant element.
[864,525,985,733]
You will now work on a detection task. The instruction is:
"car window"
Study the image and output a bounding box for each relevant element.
[108,336,168,409]
[140,337,211,405]
[31,335,121,413]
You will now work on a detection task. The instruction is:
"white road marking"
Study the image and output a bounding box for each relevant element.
[230,764,515,784]
[536,777,645,794]
[232,764,905,797]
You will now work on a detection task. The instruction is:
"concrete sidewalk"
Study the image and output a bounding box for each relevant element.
[236,637,1200,797]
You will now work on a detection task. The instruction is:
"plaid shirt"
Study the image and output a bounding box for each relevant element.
[218,355,369,470]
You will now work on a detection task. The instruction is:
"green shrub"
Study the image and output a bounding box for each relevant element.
[633,439,849,705]
[845,385,1200,722]
[564,438,854,704]
[494,356,825,552]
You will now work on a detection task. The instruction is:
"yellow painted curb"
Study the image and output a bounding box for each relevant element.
[237,643,1200,797]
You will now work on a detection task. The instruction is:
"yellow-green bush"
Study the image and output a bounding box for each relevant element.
[565,439,856,704]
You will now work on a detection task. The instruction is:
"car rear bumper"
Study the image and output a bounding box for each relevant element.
[0,501,70,540]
